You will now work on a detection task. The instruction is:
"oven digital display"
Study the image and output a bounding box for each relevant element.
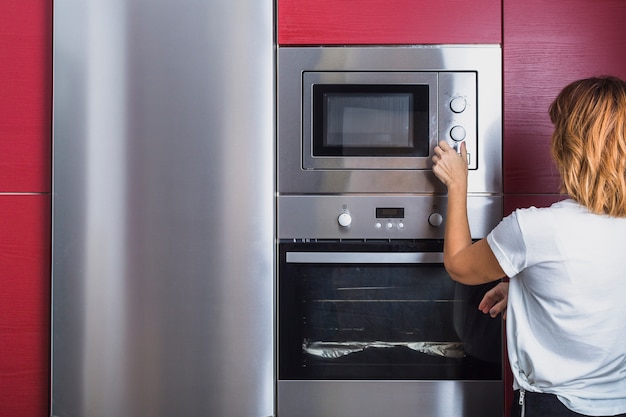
[376,207,404,219]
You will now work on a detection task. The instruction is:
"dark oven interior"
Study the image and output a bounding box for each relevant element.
[278,240,502,381]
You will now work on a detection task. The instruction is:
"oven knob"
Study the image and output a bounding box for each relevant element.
[450,125,466,142]
[338,212,352,227]
[450,97,467,113]
[428,213,444,227]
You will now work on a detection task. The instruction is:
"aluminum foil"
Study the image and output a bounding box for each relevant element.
[303,340,465,359]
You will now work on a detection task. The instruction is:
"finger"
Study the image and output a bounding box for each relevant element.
[479,300,495,314]
[433,145,444,157]
[438,140,453,152]
[459,141,468,160]
[489,299,507,318]
[478,291,496,311]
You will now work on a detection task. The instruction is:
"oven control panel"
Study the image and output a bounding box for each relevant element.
[278,195,502,240]
[339,207,419,231]
[337,203,440,235]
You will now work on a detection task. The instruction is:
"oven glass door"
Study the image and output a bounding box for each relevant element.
[278,240,502,381]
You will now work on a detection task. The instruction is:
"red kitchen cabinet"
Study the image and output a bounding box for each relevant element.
[0,195,51,417]
[0,0,52,193]
[278,0,501,45]
[503,0,626,195]
[0,1,53,416]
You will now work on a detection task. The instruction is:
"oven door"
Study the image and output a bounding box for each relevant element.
[277,240,503,417]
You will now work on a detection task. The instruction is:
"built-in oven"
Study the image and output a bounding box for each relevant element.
[276,196,504,417]
[276,45,503,417]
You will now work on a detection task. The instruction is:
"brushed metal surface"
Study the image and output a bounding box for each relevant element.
[277,45,502,195]
[278,380,503,417]
[286,251,444,264]
[51,0,274,416]
[277,195,502,240]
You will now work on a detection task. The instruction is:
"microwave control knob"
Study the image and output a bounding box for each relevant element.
[450,125,466,142]
[450,97,467,113]
[428,212,444,227]
[338,212,352,227]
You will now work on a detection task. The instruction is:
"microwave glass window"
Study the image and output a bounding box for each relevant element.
[326,94,411,147]
[313,85,430,157]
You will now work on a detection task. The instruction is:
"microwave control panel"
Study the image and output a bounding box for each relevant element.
[439,72,478,169]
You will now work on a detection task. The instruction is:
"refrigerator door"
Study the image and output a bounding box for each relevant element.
[51,1,274,416]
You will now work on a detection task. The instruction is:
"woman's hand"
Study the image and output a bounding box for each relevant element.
[432,141,468,189]
[478,282,509,319]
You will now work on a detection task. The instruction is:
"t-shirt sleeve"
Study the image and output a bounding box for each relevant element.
[486,211,527,278]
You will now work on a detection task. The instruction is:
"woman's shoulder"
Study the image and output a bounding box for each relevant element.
[510,199,589,233]
[513,198,626,235]
[514,198,584,218]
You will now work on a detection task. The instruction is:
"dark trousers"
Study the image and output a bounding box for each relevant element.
[512,391,626,417]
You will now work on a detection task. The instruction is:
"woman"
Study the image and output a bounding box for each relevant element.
[432,76,626,417]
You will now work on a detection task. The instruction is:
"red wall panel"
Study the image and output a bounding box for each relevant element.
[278,0,501,45]
[503,0,626,194]
[0,0,52,416]
[0,0,52,193]
[0,195,50,417]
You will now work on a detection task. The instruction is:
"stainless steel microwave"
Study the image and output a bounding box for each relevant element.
[277,45,502,195]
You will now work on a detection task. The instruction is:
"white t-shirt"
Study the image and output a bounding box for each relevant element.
[487,199,626,416]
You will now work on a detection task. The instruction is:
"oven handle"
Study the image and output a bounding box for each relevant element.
[286,252,443,264]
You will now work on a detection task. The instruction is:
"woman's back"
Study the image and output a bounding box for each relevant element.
[489,198,626,415]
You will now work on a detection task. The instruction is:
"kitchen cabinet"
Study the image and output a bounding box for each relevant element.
[503,0,626,196]
[0,0,52,193]
[278,0,501,45]
[0,195,50,417]
[0,1,52,416]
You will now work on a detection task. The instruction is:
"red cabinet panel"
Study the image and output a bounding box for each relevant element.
[0,0,52,192]
[503,0,626,194]
[278,0,501,45]
[0,195,50,417]
[0,2,52,414]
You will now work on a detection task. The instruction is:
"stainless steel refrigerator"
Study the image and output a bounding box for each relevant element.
[51,1,275,416]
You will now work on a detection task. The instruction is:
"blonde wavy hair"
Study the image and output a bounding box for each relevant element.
[549,76,626,217]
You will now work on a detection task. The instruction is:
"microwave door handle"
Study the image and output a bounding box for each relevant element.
[285,252,443,264]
